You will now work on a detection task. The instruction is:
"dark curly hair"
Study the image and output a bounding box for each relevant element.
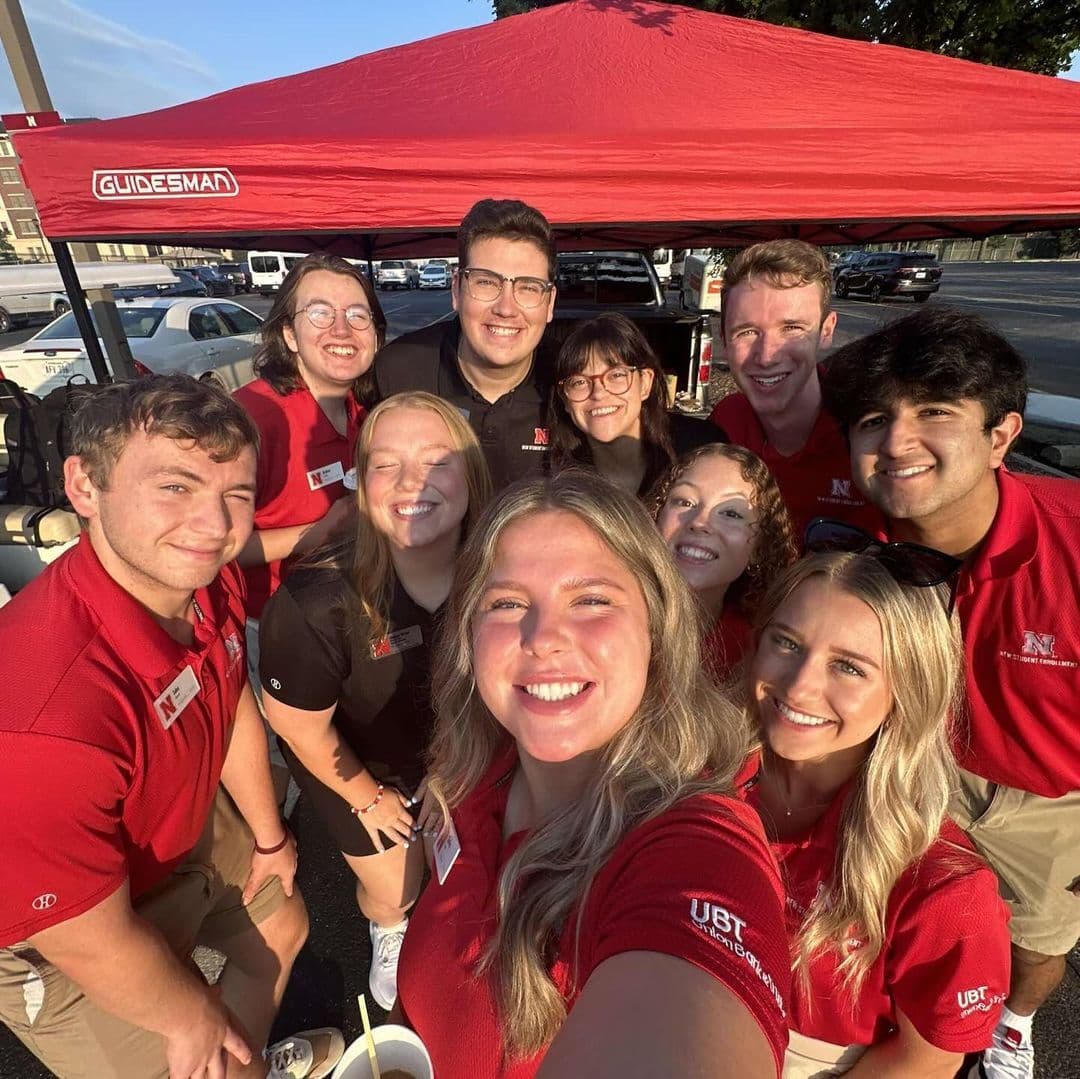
[647,441,797,618]
[253,253,387,402]
[549,313,675,494]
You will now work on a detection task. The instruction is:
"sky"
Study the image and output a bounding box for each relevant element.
[0,0,495,120]
[0,0,1075,121]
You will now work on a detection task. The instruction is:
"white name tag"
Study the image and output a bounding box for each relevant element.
[153,665,200,730]
[371,625,424,660]
[434,816,462,885]
[343,466,358,491]
[306,460,346,491]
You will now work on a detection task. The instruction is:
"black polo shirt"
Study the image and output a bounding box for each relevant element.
[374,318,552,492]
[259,564,438,856]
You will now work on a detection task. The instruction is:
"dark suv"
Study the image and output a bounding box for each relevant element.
[834,251,941,303]
[187,265,236,297]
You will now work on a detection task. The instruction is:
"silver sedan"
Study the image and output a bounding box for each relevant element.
[0,296,263,396]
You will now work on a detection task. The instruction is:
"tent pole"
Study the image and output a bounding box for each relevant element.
[362,235,376,284]
[52,241,111,384]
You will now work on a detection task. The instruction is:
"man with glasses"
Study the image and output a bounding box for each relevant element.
[375,199,557,491]
[707,239,880,539]
[823,305,1080,1079]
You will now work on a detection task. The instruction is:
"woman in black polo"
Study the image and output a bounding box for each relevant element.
[258,391,491,1011]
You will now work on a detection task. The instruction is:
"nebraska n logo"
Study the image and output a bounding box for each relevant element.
[830,478,853,499]
[1022,630,1056,658]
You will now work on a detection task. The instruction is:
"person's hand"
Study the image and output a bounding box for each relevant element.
[299,495,354,552]
[415,775,447,842]
[164,987,252,1079]
[354,784,416,853]
[242,830,298,902]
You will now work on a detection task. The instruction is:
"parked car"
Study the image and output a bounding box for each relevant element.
[187,265,236,297]
[377,260,420,290]
[114,269,209,300]
[0,291,70,334]
[830,251,869,279]
[217,261,252,292]
[250,251,305,295]
[0,297,263,397]
[834,251,942,302]
[418,263,451,289]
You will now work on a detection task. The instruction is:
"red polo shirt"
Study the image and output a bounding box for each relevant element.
[234,378,365,618]
[0,535,247,946]
[941,471,1079,797]
[742,764,1011,1052]
[399,748,791,1078]
[709,392,882,542]
[703,602,753,681]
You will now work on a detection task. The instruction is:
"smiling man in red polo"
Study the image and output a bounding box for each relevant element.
[0,376,342,1079]
[823,306,1080,1079]
[708,240,880,540]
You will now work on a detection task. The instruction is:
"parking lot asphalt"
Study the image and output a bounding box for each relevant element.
[1,267,1078,1076]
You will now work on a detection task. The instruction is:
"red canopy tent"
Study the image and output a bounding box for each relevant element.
[10,0,1080,257]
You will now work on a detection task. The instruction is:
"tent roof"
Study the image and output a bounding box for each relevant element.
[12,0,1080,256]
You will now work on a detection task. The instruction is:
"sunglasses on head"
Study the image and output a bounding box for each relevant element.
[803,518,962,588]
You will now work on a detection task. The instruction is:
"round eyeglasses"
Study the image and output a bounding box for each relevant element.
[460,267,553,309]
[294,303,374,331]
[559,366,638,402]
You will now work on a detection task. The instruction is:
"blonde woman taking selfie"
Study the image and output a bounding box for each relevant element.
[399,471,791,1078]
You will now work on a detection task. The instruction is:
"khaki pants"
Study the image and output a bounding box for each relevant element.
[783,1029,868,1078]
[0,788,286,1079]
[949,768,1080,955]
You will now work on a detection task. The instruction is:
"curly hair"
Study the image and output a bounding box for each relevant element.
[253,253,387,402]
[647,441,797,617]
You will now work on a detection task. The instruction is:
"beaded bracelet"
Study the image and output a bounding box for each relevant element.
[351,783,385,816]
[254,825,290,856]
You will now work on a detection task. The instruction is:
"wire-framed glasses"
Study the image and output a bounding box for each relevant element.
[295,303,373,331]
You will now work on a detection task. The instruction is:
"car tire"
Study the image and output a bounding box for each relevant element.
[0,308,11,334]
[913,293,930,303]
[868,281,882,303]
[835,278,849,299]
[53,299,71,317]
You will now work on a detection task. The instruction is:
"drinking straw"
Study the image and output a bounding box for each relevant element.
[357,994,381,1079]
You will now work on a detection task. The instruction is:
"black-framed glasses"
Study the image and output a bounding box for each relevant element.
[559,366,638,402]
[459,267,553,308]
[803,518,962,588]
[294,303,373,331]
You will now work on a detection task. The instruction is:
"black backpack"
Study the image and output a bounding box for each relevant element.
[0,377,92,507]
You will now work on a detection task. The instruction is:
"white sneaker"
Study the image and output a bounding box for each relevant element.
[266,1027,345,1079]
[969,1023,1035,1079]
[368,918,408,1010]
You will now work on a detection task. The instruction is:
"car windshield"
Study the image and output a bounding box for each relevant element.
[36,308,167,341]
[898,254,937,266]
[382,261,404,270]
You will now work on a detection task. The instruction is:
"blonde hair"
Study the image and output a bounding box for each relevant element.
[311,392,492,643]
[427,470,751,1059]
[750,552,963,999]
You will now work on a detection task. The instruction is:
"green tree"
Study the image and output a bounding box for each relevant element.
[490,0,1080,76]
[1058,229,1080,257]
[0,229,16,264]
